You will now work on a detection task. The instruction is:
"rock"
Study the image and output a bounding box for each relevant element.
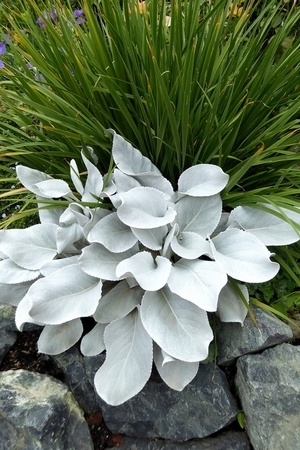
[235,343,300,450]
[0,304,41,365]
[50,346,103,413]
[95,363,238,440]
[51,351,238,440]
[0,329,17,365]
[0,369,93,450]
[0,303,38,332]
[0,304,17,364]
[117,431,251,449]
[216,307,293,365]
[0,303,17,331]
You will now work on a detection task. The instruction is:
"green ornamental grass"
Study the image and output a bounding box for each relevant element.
[1,0,300,303]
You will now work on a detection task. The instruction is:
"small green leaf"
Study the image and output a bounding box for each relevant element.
[271,14,282,29]
[237,411,246,429]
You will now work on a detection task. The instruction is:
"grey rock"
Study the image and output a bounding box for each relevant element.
[50,346,103,413]
[117,431,251,449]
[0,303,40,333]
[235,343,300,450]
[0,304,17,364]
[216,307,293,365]
[51,351,238,440]
[0,304,41,364]
[95,363,238,440]
[0,329,17,364]
[0,303,18,332]
[0,369,93,450]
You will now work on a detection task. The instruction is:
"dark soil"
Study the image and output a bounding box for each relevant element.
[0,330,123,450]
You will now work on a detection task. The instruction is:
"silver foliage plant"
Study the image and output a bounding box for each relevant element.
[1,132,300,405]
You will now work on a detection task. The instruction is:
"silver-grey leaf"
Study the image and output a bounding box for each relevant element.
[94,309,153,405]
[140,287,213,362]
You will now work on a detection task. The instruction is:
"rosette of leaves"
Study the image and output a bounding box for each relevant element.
[0,132,300,406]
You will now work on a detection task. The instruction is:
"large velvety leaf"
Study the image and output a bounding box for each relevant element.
[79,243,137,281]
[94,309,153,405]
[211,212,230,237]
[56,223,83,254]
[38,319,83,355]
[101,172,117,197]
[131,226,168,251]
[94,280,143,323]
[112,131,158,175]
[40,255,79,276]
[16,165,71,198]
[153,345,199,391]
[175,195,222,238]
[70,159,84,195]
[170,231,212,259]
[113,168,141,193]
[161,224,178,258]
[0,259,40,284]
[140,287,213,362]
[229,205,300,246]
[0,224,58,270]
[33,179,72,198]
[116,252,172,291]
[210,229,280,282]
[81,152,104,202]
[83,207,111,237]
[16,293,38,330]
[80,322,106,356]
[117,187,176,229]
[134,173,174,199]
[0,281,32,306]
[59,205,81,227]
[38,201,64,225]
[59,203,91,227]
[85,146,98,164]
[168,259,227,311]
[218,282,249,324]
[88,212,138,252]
[178,164,229,197]
[111,132,174,197]
[17,164,48,190]
[28,265,102,325]
[110,170,141,208]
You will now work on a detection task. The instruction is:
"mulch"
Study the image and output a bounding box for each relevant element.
[0,330,124,450]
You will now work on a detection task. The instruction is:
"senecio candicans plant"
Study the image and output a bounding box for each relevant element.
[0,132,300,405]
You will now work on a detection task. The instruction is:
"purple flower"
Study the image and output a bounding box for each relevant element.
[73,9,84,18]
[0,43,6,69]
[37,16,46,28]
[76,16,86,25]
[37,8,57,28]
[50,8,57,22]
[73,9,85,25]
[25,62,33,69]
[0,42,6,55]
